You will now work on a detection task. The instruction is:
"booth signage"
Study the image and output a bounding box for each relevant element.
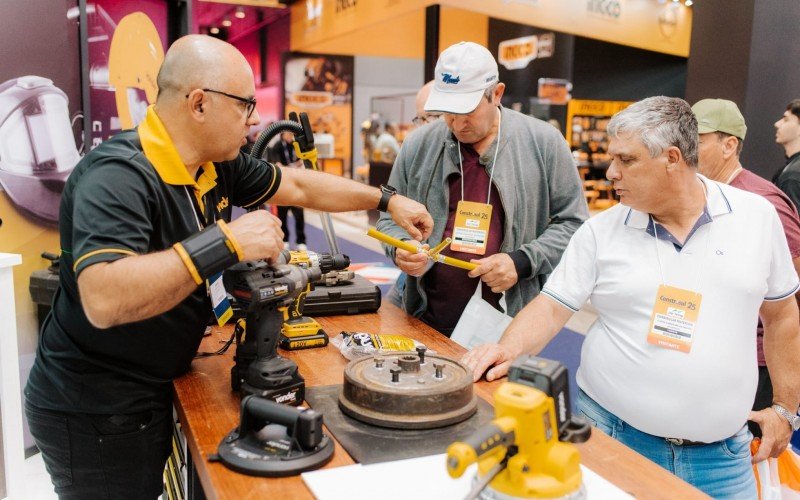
[291,0,691,58]
[289,90,335,109]
[586,0,622,19]
[498,33,554,70]
[335,0,357,14]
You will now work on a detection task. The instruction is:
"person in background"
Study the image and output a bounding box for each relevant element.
[377,41,587,336]
[24,35,433,498]
[463,96,800,498]
[411,80,439,127]
[269,131,307,250]
[773,99,800,207]
[388,80,440,308]
[374,122,401,163]
[693,98,800,438]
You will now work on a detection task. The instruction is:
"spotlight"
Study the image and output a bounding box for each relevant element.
[210,26,220,34]
[221,17,232,27]
[235,7,246,19]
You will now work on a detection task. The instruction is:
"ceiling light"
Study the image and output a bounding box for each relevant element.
[209,26,220,34]
[235,7,246,19]
[685,0,693,5]
[221,17,232,27]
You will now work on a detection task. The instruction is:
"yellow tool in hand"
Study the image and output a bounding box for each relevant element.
[366,227,478,271]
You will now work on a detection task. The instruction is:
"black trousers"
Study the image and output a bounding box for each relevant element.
[748,365,773,438]
[277,205,306,245]
[26,401,172,499]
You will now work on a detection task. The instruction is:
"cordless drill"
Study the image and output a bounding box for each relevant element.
[277,249,350,350]
[224,260,321,405]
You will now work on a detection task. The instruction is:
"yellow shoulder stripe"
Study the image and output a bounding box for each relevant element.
[73,248,137,271]
[243,164,280,208]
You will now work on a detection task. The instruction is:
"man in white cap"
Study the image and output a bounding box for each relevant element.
[377,41,587,337]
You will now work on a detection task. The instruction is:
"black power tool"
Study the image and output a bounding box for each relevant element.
[223,261,321,405]
[212,395,335,477]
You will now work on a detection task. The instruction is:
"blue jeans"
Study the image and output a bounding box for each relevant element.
[576,389,757,499]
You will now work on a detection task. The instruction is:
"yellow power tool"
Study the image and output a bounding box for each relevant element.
[277,249,350,350]
[447,356,591,499]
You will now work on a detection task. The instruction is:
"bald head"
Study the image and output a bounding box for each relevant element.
[157,35,253,102]
[415,80,434,118]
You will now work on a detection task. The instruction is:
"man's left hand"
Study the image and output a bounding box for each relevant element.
[749,407,793,462]
[468,253,518,293]
[387,196,433,241]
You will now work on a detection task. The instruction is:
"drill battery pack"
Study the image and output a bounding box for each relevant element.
[279,332,329,351]
[304,274,381,316]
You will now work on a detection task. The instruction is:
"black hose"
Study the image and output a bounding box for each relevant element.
[251,120,304,160]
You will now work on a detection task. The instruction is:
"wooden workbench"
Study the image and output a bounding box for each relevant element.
[173,303,707,499]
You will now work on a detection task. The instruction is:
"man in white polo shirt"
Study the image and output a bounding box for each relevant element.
[462,96,800,498]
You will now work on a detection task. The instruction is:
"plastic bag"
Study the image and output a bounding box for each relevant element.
[752,439,800,499]
[451,284,512,350]
[331,331,430,361]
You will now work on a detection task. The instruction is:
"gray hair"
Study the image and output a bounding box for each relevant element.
[607,96,698,168]
[483,82,499,103]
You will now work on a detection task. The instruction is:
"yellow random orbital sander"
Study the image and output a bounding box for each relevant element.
[447,356,591,499]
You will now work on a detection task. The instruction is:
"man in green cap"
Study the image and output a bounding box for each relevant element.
[693,98,800,436]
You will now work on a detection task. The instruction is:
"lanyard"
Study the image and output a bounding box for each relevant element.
[184,186,209,231]
[651,179,711,291]
[456,107,502,204]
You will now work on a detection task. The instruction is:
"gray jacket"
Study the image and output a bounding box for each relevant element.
[377,107,588,318]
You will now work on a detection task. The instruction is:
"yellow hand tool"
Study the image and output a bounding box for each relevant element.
[366,227,478,271]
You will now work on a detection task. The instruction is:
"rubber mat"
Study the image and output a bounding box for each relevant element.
[305,384,494,465]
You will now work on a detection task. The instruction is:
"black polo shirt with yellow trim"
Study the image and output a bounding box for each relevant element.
[25,107,281,414]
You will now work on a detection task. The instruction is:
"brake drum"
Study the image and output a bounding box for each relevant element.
[338,349,477,429]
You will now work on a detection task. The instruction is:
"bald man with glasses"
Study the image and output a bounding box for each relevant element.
[24,35,432,498]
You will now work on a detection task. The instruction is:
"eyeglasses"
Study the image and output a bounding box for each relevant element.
[187,88,257,119]
[411,113,442,127]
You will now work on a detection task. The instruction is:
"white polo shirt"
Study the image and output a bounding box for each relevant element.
[542,175,799,443]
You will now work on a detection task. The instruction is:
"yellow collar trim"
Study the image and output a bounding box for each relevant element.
[139,105,217,200]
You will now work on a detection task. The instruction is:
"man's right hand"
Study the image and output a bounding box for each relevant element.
[461,343,518,383]
[227,210,285,262]
[395,241,430,277]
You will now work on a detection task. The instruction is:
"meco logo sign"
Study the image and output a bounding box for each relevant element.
[587,0,621,19]
[336,0,357,13]
[498,34,554,70]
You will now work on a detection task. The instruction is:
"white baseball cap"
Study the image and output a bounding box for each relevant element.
[424,42,499,115]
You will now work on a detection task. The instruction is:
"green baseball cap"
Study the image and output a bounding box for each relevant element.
[692,98,747,140]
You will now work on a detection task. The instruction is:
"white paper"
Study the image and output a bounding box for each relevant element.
[302,453,632,500]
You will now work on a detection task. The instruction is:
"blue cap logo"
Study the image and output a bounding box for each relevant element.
[441,73,460,85]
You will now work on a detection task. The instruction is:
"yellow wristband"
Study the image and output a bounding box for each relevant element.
[217,220,244,261]
[173,242,203,285]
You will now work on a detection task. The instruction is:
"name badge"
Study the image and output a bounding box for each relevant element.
[451,201,492,255]
[647,284,702,353]
[208,271,233,326]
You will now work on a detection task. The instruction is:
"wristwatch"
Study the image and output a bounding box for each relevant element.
[377,184,397,212]
[772,404,800,431]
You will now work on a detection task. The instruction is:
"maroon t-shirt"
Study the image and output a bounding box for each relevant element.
[421,143,505,336]
[731,169,800,366]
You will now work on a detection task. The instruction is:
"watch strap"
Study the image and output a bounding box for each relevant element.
[377,188,395,212]
[772,404,800,430]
